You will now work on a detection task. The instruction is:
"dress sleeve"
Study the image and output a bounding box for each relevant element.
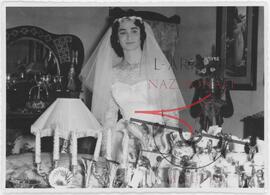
[100,91,119,157]
[104,91,119,129]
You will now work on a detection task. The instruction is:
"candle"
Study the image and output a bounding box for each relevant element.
[94,132,102,161]
[53,128,59,161]
[35,130,41,164]
[71,131,77,166]
[108,161,119,188]
[106,128,112,160]
[85,160,94,188]
[122,132,129,168]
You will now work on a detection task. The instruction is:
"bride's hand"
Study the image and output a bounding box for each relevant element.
[126,121,144,141]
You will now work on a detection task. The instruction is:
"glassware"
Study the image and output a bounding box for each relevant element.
[256,169,264,188]
[67,50,77,91]
[211,167,226,187]
[81,158,95,188]
[226,173,239,187]
[106,159,120,188]
[53,75,63,92]
[27,73,49,112]
[184,169,200,188]
[168,167,181,187]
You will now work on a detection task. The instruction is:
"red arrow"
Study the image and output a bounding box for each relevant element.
[134,94,212,134]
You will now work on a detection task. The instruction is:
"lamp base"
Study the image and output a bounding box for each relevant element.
[53,160,59,169]
[71,165,77,174]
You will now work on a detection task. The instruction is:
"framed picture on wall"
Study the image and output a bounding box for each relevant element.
[216,7,259,90]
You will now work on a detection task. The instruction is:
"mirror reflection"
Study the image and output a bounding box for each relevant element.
[7,39,63,111]
[7,39,60,76]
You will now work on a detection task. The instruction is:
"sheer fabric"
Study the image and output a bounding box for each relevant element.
[145,19,179,62]
[79,21,185,127]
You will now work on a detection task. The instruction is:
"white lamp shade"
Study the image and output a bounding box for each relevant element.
[31,98,102,139]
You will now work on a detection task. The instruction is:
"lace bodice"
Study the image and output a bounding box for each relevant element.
[112,62,145,85]
[104,64,154,129]
[111,81,163,123]
[104,63,180,129]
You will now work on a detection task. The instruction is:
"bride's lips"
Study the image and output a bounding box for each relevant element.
[126,42,135,44]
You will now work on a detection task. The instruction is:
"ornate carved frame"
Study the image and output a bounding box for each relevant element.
[7,25,84,90]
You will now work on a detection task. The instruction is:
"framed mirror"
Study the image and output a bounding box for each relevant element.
[7,38,60,76]
[6,25,84,111]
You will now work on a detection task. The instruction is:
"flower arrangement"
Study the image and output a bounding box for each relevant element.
[195,55,221,77]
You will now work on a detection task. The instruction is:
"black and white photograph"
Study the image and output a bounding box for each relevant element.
[1,1,267,193]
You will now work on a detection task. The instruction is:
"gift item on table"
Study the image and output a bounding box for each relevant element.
[253,153,264,168]
[208,126,222,136]
[81,158,95,188]
[226,172,239,187]
[185,169,200,188]
[128,167,144,188]
[199,169,212,187]
[168,167,182,187]
[129,155,153,188]
[94,117,266,188]
[60,139,69,154]
[53,128,60,168]
[256,138,265,155]
[151,156,163,185]
[48,167,73,188]
[106,159,120,188]
[231,135,244,153]
[211,166,226,187]
[81,158,112,188]
[255,169,264,188]
[196,131,209,148]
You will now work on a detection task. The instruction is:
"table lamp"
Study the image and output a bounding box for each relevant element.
[31,98,103,173]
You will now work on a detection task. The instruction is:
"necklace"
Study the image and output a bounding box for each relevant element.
[124,59,140,67]
[123,54,143,69]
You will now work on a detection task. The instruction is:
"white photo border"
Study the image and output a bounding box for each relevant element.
[1,0,269,194]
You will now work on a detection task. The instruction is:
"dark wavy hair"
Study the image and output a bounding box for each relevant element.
[110,17,146,57]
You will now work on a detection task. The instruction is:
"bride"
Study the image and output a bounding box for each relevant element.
[80,11,186,166]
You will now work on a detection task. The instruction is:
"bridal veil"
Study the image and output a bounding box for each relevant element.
[80,20,186,126]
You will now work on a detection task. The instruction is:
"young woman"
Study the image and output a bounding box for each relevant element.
[80,13,185,165]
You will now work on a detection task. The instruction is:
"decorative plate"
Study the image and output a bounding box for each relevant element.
[48,167,73,188]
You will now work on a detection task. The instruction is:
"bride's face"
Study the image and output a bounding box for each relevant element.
[118,19,141,52]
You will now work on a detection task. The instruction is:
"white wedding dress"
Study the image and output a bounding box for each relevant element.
[80,22,185,168]
[111,80,163,123]
[104,63,165,130]
[103,64,172,164]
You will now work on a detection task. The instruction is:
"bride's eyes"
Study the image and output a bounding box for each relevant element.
[131,29,139,34]
[118,28,139,35]
[119,31,126,35]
